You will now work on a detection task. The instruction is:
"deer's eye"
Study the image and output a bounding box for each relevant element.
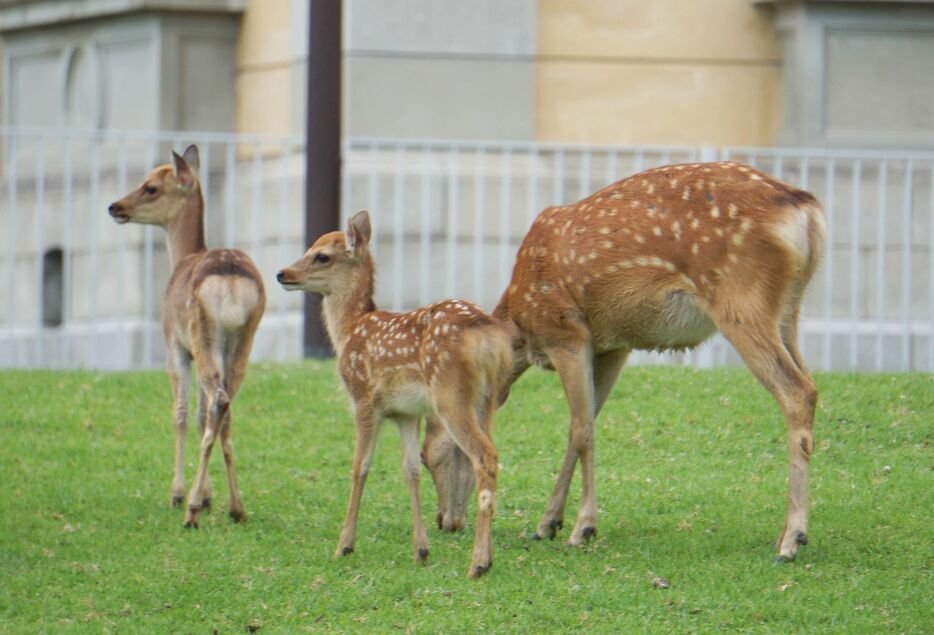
[144,186,158,196]
[313,253,330,264]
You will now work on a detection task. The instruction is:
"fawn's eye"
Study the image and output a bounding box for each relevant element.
[144,186,158,196]
[313,253,330,264]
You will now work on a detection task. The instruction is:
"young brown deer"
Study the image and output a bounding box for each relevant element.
[108,145,265,529]
[277,210,512,578]
[424,161,825,563]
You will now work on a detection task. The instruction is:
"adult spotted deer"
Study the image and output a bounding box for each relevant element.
[425,161,825,563]
[277,210,512,578]
[109,145,265,528]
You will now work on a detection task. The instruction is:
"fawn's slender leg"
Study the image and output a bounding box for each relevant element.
[168,347,192,508]
[184,325,228,528]
[217,332,254,523]
[335,403,379,557]
[195,387,212,509]
[718,316,817,561]
[397,417,430,563]
[435,396,499,578]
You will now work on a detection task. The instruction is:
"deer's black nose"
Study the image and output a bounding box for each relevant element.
[276,271,286,283]
[108,203,121,213]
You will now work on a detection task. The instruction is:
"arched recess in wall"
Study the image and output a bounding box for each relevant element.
[42,248,64,328]
[62,43,103,128]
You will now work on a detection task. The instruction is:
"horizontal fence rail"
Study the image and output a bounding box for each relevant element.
[2,126,934,372]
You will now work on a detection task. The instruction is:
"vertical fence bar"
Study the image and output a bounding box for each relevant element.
[225,141,236,249]
[117,137,129,368]
[930,164,934,372]
[875,160,888,371]
[607,150,619,187]
[849,160,862,370]
[392,143,405,311]
[5,134,18,365]
[143,140,157,367]
[277,141,292,362]
[61,135,74,368]
[200,141,211,214]
[498,148,513,298]
[367,141,380,248]
[250,145,263,275]
[33,135,46,365]
[418,145,432,306]
[901,160,914,370]
[340,138,352,225]
[88,135,101,367]
[553,148,565,205]
[445,145,460,298]
[472,147,487,303]
[527,148,540,229]
[822,159,836,370]
[579,149,591,199]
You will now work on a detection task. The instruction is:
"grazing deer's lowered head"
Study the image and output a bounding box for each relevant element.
[109,145,265,529]
[278,210,513,578]
[424,161,825,563]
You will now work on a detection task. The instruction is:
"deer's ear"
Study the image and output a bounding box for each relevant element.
[346,210,371,256]
[182,144,200,174]
[172,151,195,192]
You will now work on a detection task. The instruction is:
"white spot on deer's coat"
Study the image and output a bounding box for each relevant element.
[710,205,720,219]
[478,488,494,512]
[691,243,699,255]
[652,226,663,236]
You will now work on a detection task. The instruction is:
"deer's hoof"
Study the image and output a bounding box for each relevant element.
[183,520,199,530]
[229,509,247,523]
[773,554,793,564]
[582,526,597,542]
[417,548,429,564]
[795,531,808,546]
[469,563,492,579]
[531,533,542,541]
[172,495,184,508]
[202,497,212,511]
[341,546,354,556]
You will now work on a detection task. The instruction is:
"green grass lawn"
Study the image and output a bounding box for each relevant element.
[1,363,932,633]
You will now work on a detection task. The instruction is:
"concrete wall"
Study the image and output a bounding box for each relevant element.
[765,0,934,148]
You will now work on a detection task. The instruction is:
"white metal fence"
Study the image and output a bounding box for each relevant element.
[2,126,934,372]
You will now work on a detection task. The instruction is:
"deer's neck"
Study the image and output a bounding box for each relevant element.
[165,187,207,268]
[321,258,377,355]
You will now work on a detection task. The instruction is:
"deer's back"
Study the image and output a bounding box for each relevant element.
[502,161,822,354]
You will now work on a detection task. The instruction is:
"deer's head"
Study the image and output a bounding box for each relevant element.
[108,145,200,227]
[277,210,372,296]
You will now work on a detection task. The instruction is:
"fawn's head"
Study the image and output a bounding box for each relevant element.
[277,210,372,295]
[108,145,200,227]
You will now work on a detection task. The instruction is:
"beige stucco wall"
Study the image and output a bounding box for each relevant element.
[235,0,295,137]
[536,0,783,146]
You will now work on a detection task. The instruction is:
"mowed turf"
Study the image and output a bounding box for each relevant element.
[1,362,932,633]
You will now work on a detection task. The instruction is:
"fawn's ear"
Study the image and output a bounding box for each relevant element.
[346,210,372,257]
[181,144,200,174]
[172,151,195,192]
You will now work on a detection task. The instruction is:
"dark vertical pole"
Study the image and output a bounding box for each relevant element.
[304,0,342,357]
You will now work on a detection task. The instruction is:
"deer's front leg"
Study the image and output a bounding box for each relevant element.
[168,349,192,508]
[336,404,379,557]
[397,417,429,564]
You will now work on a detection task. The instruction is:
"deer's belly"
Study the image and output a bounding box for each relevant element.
[591,289,717,352]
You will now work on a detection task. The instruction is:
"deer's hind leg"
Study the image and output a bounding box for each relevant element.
[717,313,817,562]
[183,318,228,529]
[216,327,258,524]
[397,417,430,563]
[195,387,213,510]
[434,390,499,579]
[167,346,193,509]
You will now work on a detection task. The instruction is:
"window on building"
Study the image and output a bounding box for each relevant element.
[42,248,64,328]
